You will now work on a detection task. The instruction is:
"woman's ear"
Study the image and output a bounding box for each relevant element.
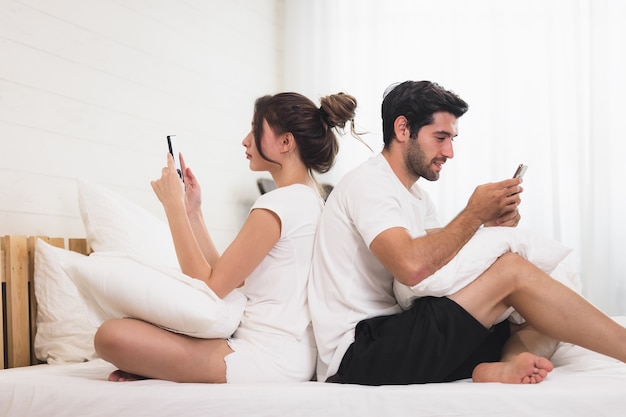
[393,116,410,143]
[279,132,295,153]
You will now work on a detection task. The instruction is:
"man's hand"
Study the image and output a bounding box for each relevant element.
[466,178,523,226]
[484,208,521,227]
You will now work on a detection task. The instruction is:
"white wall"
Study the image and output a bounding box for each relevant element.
[3,0,625,315]
[282,0,626,315]
[0,0,284,251]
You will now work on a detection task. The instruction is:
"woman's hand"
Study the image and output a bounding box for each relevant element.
[151,153,186,211]
[179,153,202,215]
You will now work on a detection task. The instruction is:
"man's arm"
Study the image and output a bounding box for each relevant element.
[370,210,481,286]
[370,179,522,287]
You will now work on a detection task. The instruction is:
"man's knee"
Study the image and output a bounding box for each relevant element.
[492,252,541,287]
[494,252,525,267]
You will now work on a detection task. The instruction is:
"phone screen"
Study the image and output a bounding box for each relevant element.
[167,135,183,181]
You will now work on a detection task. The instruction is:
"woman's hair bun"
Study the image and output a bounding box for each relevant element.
[319,93,357,129]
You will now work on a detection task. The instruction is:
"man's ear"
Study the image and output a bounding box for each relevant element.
[393,116,410,143]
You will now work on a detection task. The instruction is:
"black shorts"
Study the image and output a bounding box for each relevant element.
[335,296,510,385]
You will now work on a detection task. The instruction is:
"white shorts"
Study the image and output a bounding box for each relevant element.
[225,326,317,383]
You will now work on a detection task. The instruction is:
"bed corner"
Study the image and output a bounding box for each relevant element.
[1,235,88,369]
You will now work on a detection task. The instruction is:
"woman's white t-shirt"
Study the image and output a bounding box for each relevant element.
[226,184,323,382]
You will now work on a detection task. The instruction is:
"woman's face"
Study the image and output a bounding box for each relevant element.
[242,119,281,172]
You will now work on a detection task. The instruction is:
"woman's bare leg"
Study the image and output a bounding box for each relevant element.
[108,369,147,382]
[449,253,626,382]
[94,318,233,383]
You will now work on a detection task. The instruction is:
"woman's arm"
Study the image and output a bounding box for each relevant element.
[208,208,280,297]
[186,210,220,266]
[152,154,280,298]
[179,153,220,265]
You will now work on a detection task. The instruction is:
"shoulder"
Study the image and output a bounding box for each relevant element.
[256,184,320,204]
[254,184,322,217]
[330,154,401,205]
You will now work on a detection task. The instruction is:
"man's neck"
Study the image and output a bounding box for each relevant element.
[381,148,419,190]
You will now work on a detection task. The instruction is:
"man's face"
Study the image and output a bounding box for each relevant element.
[405,111,458,181]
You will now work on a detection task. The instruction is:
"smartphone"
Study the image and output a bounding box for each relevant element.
[513,163,528,179]
[167,135,184,181]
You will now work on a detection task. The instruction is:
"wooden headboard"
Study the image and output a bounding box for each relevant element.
[1,235,89,369]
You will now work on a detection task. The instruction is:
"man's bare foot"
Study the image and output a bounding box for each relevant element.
[108,369,147,382]
[472,352,554,384]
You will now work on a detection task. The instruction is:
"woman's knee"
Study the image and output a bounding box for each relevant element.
[94,318,130,359]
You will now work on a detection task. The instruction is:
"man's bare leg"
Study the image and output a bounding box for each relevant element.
[472,324,557,383]
[502,323,559,360]
[450,253,626,383]
[472,352,553,383]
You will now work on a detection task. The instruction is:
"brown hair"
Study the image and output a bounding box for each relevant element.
[252,92,358,174]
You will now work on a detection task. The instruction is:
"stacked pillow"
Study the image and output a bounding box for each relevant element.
[76,180,179,269]
[34,180,245,364]
[393,226,579,324]
[34,239,98,364]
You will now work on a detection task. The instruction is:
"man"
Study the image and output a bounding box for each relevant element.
[308,80,626,386]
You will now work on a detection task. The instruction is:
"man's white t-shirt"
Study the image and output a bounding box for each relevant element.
[308,154,440,381]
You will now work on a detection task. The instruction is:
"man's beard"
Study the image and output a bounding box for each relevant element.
[405,141,441,182]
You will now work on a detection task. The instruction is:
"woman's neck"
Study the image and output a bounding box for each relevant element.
[271,165,312,189]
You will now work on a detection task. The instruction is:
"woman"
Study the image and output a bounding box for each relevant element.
[94,92,359,383]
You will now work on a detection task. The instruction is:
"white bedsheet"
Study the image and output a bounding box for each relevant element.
[2,318,626,417]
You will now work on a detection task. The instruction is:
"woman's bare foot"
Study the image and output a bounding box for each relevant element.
[472,352,554,383]
[108,369,148,382]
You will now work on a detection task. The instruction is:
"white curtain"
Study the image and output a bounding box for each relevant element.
[282,0,626,315]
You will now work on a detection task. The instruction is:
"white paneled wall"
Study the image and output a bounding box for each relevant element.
[0,0,283,251]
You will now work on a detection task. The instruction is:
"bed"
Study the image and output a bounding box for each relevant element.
[2,235,626,417]
[2,181,626,417]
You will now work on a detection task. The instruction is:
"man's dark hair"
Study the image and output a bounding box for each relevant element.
[381,81,469,147]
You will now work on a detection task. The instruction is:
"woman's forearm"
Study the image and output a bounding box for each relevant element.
[187,209,220,266]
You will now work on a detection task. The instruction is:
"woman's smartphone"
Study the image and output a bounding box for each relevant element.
[513,163,528,179]
[167,135,184,182]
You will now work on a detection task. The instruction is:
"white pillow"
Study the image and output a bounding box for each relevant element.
[77,179,179,269]
[393,227,573,316]
[61,252,246,339]
[33,239,98,364]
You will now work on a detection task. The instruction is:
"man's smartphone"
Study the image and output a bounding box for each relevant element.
[513,163,528,179]
[167,135,184,182]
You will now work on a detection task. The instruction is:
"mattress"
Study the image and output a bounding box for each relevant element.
[2,323,626,417]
